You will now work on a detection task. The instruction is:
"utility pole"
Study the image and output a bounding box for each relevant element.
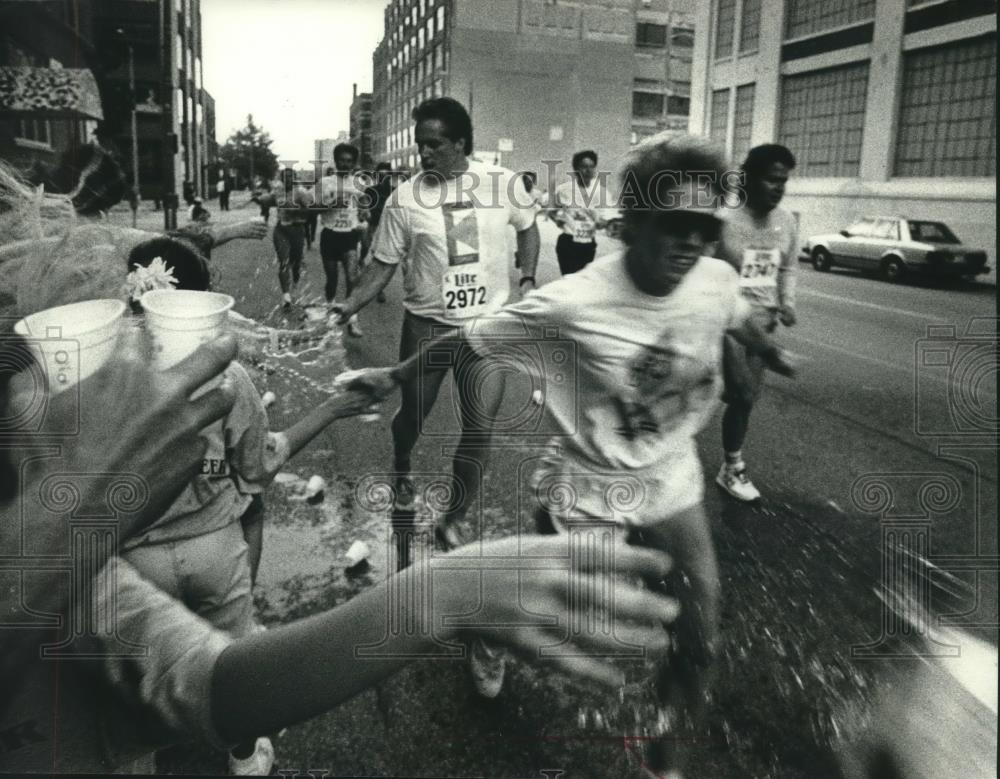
[127,40,139,227]
[116,28,141,226]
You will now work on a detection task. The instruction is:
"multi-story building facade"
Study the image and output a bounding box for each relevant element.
[690,0,997,275]
[96,0,213,202]
[371,0,695,183]
[0,0,103,172]
[349,83,374,169]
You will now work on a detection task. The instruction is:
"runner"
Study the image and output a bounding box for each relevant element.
[343,134,794,774]
[714,144,798,502]
[551,149,611,275]
[273,168,311,309]
[333,97,540,540]
[318,145,368,336]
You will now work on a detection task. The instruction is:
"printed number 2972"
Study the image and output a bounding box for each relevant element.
[445,287,487,309]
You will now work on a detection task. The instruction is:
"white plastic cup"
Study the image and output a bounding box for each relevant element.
[14,299,126,395]
[141,290,234,371]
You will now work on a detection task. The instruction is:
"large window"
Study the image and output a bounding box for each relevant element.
[715,0,736,59]
[709,88,729,144]
[732,83,756,165]
[667,95,690,115]
[778,62,869,177]
[633,91,665,119]
[16,118,51,147]
[894,36,997,177]
[784,0,875,40]
[636,22,667,48]
[739,0,761,52]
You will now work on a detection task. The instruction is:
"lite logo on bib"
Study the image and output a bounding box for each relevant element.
[740,248,780,288]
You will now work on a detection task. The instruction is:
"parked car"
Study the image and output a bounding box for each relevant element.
[804,216,990,282]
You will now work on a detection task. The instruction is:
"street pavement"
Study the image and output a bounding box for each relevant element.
[155,206,997,778]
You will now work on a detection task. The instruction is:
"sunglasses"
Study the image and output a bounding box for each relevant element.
[654,210,722,242]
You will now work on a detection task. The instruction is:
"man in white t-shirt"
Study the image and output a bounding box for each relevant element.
[333,97,540,541]
[343,134,794,775]
[318,144,369,336]
[714,144,799,502]
[551,150,612,275]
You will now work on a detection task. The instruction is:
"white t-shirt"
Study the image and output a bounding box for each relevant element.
[716,205,798,311]
[371,160,536,324]
[318,173,367,232]
[465,253,749,524]
[553,177,613,243]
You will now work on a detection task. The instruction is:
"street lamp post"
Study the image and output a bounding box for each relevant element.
[127,42,139,227]
[117,28,141,227]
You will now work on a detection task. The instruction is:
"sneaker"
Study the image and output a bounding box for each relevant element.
[715,462,761,502]
[347,314,364,337]
[469,638,506,699]
[228,737,274,776]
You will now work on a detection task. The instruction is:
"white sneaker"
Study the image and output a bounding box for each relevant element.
[228,736,274,775]
[347,314,363,337]
[469,638,506,699]
[715,462,761,502]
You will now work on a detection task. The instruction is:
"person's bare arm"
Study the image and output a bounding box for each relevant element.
[727,316,795,376]
[516,222,540,289]
[259,388,384,477]
[206,220,268,248]
[210,536,678,742]
[331,259,397,324]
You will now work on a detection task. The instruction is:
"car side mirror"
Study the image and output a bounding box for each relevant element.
[839,229,851,238]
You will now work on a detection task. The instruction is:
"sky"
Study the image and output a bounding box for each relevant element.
[201,0,386,163]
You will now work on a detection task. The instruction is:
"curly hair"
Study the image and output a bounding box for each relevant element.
[618,133,728,245]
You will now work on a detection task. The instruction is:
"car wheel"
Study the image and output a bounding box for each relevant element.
[882,257,906,283]
[812,247,832,272]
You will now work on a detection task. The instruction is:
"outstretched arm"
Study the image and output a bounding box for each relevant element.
[331,258,397,324]
[206,220,268,248]
[210,535,678,742]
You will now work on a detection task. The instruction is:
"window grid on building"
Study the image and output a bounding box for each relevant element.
[636,22,667,48]
[784,0,875,40]
[715,0,736,59]
[709,88,730,145]
[732,83,755,165]
[894,36,997,177]
[633,91,665,119]
[739,0,761,52]
[778,62,869,177]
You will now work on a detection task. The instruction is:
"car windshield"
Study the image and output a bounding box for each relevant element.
[908,221,960,244]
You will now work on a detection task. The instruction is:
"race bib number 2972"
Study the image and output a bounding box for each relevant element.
[441,267,488,320]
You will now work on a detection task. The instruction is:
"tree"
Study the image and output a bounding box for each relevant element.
[218,114,278,189]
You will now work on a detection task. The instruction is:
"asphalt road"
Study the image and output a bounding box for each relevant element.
[156,206,997,778]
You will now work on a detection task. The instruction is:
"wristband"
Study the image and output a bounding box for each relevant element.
[519,276,535,287]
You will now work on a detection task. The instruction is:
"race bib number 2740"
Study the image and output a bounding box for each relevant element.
[739,248,780,288]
